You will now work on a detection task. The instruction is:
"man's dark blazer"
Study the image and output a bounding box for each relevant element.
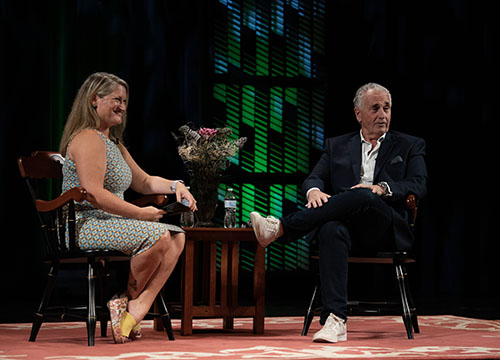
[302,130,428,251]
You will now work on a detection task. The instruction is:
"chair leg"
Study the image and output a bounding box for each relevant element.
[302,284,318,336]
[394,264,414,339]
[156,292,175,340]
[97,260,110,338]
[87,261,97,346]
[401,265,420,333]
[29,263,59,342]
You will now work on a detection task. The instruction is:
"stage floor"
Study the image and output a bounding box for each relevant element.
[1,315,500,359]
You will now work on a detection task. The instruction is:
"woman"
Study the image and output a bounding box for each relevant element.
[59,72,197,343]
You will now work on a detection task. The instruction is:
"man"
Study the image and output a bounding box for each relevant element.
[250,82,427,343]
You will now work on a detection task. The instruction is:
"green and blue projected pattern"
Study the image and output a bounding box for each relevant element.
[213,0,326,271]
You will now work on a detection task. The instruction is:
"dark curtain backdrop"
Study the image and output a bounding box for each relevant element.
[1,0,496,321]
[1,0,211,320]
[322,0,495,316]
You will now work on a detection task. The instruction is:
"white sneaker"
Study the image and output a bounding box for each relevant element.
[250,212,281,248]
[312,313,347,343]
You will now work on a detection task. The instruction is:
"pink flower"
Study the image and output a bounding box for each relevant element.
[198,127,218,138]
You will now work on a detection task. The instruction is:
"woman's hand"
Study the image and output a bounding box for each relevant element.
[137,206,166,222]
[176,183,198,211]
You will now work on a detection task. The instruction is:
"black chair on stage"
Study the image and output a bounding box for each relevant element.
[18,151,175,346]
[301,194,420,339]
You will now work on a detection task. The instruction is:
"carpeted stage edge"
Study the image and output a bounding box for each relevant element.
[1,315,500,359]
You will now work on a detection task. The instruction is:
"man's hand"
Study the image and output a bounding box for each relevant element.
[351,183,385,196]
[306,189,331,208]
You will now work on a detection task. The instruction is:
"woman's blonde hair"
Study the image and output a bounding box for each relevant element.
[59,72,129,156]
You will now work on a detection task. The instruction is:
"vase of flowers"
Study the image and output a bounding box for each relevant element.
[174,124,247,227]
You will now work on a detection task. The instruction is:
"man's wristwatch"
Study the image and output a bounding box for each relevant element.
[377,181,392,197]
[170,180,185,193]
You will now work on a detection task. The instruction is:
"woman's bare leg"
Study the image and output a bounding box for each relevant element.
[126,232,185,323]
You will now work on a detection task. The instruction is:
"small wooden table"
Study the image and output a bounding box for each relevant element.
[180,227,265,335]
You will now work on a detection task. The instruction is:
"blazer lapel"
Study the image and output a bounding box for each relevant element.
[374,132,396,180]
[348,133,361,183]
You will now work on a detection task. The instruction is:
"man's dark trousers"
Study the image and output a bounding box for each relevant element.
[280,188,394,323]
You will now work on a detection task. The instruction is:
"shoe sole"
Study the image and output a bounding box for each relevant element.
[312,333,347,343]
[250,212,262,244]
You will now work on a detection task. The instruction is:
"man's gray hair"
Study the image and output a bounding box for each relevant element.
[353,83,392,109]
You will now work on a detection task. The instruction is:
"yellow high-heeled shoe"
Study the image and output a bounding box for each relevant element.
[119,311,137,339]
[107,295,130,344]
[130,323,142,339]
[118,293,141,339]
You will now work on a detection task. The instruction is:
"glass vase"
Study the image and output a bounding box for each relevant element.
[190,178,219,227]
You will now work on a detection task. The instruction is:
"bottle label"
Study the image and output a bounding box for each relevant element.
[224,200,237,209]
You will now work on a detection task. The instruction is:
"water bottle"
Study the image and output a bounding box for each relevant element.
[224,188,237,228]
[180,187,195,227]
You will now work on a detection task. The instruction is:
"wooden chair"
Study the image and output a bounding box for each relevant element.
[18,151,175,346]
[301,194,420,339]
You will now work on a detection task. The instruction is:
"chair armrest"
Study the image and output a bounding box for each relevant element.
[405,194,417,210]
[36,190,168,212]
[405,194,418,228]
[35,187,87,212]
[132,194,169,208]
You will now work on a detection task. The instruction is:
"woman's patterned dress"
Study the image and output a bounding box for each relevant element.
[62,131,183,257]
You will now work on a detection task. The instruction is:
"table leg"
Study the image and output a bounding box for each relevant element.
[230,242,239,312]
[221,241,233,329]
[181,240,194,335]
[153,297,163,331]
[209,241,217,310]
[253,244,266,333]
[223,241,239,330]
